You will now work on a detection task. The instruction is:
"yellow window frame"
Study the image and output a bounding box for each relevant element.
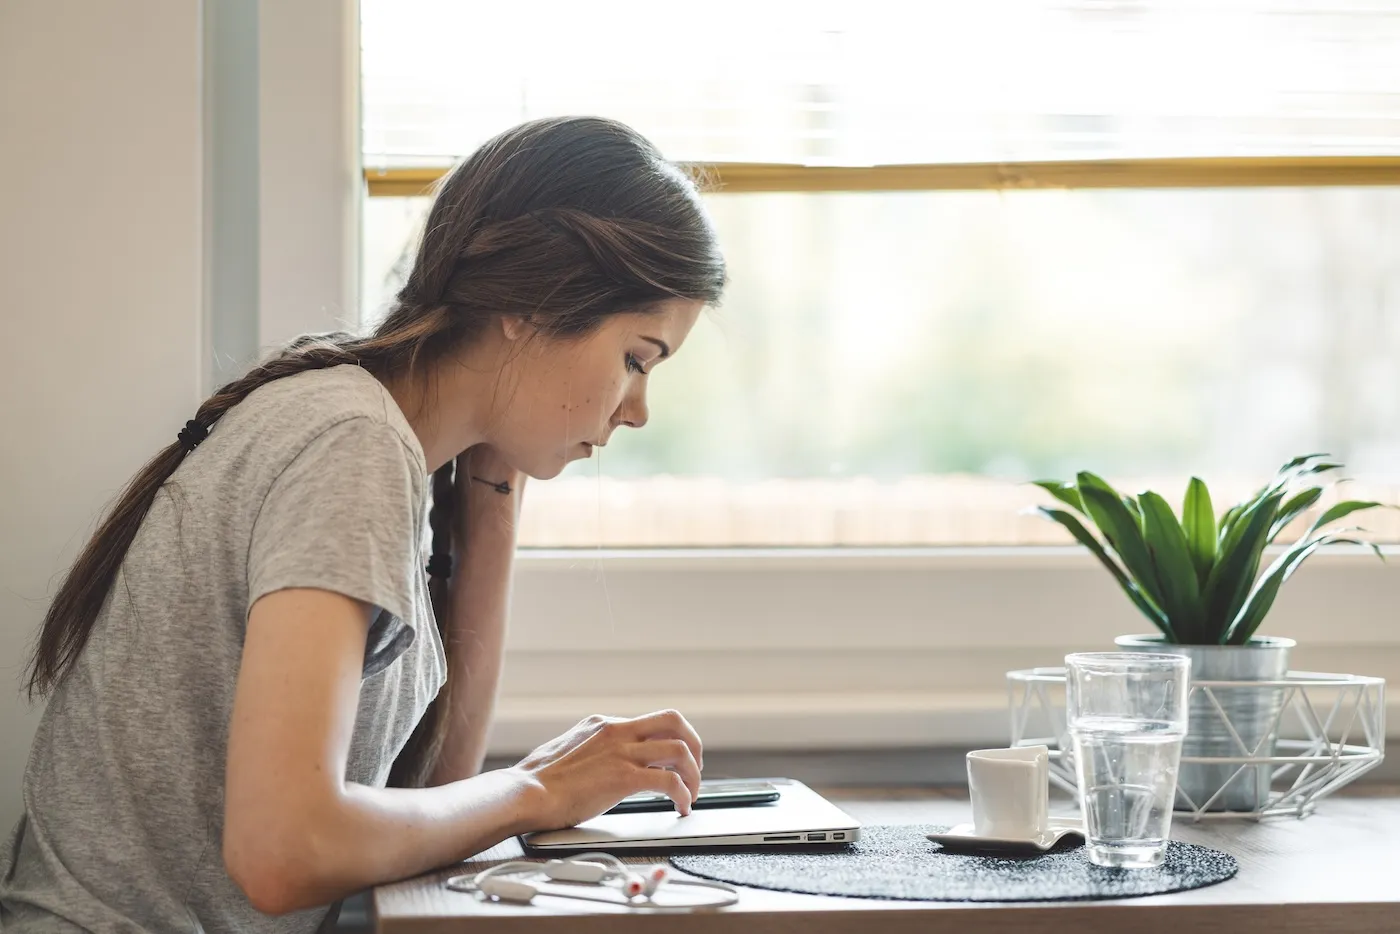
[365,156,1400,197]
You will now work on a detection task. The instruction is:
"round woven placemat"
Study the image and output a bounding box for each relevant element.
[669,824,1238,902]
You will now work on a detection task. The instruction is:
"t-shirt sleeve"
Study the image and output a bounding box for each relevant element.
[246,416,424,650]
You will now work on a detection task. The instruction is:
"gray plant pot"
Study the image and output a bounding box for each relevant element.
[1115,634,1294,813]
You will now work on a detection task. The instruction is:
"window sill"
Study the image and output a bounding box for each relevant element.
[494,544,1400,755]
[488,690,1008,754]
[515,543,1400,572]
[486,687,1400,757]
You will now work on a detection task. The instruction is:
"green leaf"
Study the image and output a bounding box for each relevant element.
[1261,457,1340,508]
[1221,455,1339,549]
[1217,503,1243,543]
[1076,472,1166,611]
[1225,532,1380,645]
[1231,456,1334,531]
[1271,487,1323,541]
[1296,462,1343,478]
[1203,490,1284,644]
[1122,495,1143,527]
[1278,452,1331,472]
[1266,454,1335,495]
[1181,477,1216,588]
[1030,480,1084,515]
[1306,500,1389,538]
[1033,506,1174,640]
[1139,491,1205,643]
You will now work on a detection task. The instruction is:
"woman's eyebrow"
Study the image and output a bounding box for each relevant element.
[641,336,671,358]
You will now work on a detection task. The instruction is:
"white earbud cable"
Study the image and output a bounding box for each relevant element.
[444,852,739,911]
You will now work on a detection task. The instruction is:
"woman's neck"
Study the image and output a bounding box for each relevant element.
[378,356,496,473]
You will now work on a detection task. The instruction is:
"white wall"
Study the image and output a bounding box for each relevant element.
[257,0,361,349]
[206,0,360,387]
[0,1,206,831]
[0,0,359,834]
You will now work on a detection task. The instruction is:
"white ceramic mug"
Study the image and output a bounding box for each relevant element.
[966,745,1050,840]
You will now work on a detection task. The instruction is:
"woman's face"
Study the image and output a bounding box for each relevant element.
[487,298,704,479]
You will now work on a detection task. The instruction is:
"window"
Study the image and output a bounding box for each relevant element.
[362,1,1400,549]
[359,1,1400,753]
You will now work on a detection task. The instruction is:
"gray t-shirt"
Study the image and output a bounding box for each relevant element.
[0,364,446,933]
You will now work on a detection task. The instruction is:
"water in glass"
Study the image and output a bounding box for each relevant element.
[1071,716,1185,869]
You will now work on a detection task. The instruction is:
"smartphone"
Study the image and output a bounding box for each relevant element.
[604,779,781,814]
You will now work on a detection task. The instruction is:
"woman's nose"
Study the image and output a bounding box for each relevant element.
[616,388,649,430]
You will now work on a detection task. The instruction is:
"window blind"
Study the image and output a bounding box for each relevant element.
[362,0,1400,169]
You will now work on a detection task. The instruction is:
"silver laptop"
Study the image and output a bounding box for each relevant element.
[521,778,861,852]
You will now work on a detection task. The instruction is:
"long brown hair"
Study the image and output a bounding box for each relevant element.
[25,116,726,787]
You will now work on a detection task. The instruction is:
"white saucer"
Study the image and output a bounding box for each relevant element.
[926,816,1086,854]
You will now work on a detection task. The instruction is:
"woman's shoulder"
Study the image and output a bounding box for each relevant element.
[227,364,423,471]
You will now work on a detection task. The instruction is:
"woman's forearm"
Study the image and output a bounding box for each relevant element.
[428,482,521,786]
[335,768,538,885]
[245,767,543,914]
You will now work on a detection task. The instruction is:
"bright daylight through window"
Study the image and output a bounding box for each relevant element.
[361,1,1400,548]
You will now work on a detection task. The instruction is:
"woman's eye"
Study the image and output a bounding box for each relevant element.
[626,353,648,375]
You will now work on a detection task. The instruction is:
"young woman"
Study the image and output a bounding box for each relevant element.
[0,116,726,932]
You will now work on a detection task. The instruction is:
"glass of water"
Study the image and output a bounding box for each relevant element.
[1065,652,1191,869]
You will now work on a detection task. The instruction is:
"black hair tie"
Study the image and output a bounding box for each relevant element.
[177,419,209,453]
[425,554,452,579]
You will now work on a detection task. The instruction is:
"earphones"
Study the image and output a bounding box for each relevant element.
[444,851,739,911]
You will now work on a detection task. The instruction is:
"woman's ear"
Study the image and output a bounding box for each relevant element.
[499,314,537,342]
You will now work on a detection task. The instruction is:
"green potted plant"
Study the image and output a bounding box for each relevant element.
[1031,453,1388,812]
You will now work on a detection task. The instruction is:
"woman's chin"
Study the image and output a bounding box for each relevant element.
[527,455,570,481]
[519,443,593,480]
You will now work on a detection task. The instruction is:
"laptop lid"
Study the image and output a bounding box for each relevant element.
[521,778,861,852]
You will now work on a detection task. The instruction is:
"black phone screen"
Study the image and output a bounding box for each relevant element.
[604,780,781,814]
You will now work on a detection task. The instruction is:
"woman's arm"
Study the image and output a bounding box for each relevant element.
[225,588,534,915]
[427,446,525,785]
[225,587,702,916]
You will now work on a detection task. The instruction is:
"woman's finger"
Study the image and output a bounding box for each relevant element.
[627,739,702,803]
[620,709,704,772]
[628,765,694,817]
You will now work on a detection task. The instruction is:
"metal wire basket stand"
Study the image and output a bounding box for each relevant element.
[1007,667,1385,821]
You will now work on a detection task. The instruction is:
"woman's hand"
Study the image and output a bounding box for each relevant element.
[509,709,705,830]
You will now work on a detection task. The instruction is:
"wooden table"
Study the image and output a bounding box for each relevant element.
[374,786,1400,933]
